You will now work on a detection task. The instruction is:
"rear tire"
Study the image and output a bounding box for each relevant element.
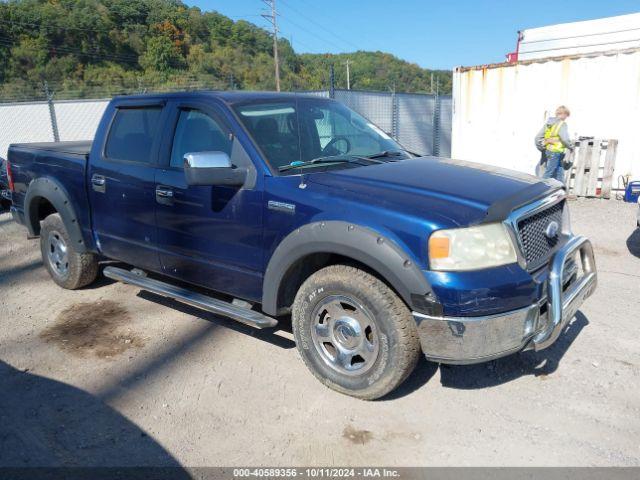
[292,265,421,400]
[40,213,98,289]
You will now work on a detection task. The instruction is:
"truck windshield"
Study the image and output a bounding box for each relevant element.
[234,98,408,173]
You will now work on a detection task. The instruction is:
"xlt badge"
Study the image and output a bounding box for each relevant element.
[267,200,296,214]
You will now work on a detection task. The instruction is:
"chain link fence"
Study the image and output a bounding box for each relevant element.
[0,98,108,159]
[333,89,451,157]
[0,88,451,159]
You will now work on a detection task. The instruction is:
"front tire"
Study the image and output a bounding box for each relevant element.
[40,213,98,289]
[292,265,421,400]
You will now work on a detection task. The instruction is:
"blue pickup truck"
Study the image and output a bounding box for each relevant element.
[7,91,597,399]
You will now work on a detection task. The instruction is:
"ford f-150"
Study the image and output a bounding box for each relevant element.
[6,91,597,399]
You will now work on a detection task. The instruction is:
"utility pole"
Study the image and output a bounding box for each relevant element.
[262,0,280,91]
[344,60,351,90]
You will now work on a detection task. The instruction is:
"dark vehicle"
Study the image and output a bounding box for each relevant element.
[7,92,597,399]
[1,157,11,210]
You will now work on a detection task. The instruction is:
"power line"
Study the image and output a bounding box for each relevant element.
[0,14,265,35]
[0,10,332,61]
[277,14,343,51]
[0,42,140,65]
[285,33,319,54]
[289,0,385,52]
[0,17,115,35]
[278,0,361,51]
[0,36,142,64]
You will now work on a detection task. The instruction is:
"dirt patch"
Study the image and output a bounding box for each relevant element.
[40,300,143,358]
[343,425,373,445]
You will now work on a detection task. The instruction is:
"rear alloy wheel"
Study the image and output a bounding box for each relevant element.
[40,213,98,289]
[292,265,421,400]
[46,229,70,278]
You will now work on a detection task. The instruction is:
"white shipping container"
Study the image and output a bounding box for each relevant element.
[518,12,640,61]
[451,48,640,187]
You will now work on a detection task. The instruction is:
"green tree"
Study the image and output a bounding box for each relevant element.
[140,35,183,74]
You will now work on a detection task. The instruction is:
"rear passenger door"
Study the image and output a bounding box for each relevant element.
[88,102,166,271]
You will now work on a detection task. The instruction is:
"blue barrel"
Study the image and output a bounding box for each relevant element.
[624,181,640,203]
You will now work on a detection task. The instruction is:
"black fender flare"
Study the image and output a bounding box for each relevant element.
[24,176,88,252]
[261,221,434,316]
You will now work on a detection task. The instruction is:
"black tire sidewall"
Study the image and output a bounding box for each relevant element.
[293,271,408,397]
[40,215,73,287]
[39,213,98,289]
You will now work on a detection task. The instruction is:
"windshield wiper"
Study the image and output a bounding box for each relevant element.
[365,150,411,160]
[278,155,380,172]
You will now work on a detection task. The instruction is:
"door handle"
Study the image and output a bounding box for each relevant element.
[155,185,174,205]
[91,174,106,193]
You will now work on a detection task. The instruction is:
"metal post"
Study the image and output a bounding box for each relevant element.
[433,93,441,157]
[329,64,335,99]
[344,60,351,90]
[390,84,398,140]
[44,81,60,143]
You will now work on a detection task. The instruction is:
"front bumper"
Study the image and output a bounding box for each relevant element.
[414,235,597,364]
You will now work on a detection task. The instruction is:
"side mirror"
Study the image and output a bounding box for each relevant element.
[183,151,247,186]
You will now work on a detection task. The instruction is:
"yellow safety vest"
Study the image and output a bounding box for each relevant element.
[544,121,565,153]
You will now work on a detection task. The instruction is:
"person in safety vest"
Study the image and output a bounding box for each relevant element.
[534,105,574,183]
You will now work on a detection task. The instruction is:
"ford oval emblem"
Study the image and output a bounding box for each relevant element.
[545,221,559,239]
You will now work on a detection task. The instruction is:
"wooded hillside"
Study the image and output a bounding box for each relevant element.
[0,0,452,100]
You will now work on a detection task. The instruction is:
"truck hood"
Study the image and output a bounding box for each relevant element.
[308,157,561,227]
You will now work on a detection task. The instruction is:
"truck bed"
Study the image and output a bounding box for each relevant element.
[9,140,92,157]
[9,140,94,248]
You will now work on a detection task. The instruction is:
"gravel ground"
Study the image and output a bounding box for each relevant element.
[0,198,639,467]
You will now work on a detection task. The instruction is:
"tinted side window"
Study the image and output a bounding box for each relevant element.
[314,106,379,154]
[235,102,300,169]
[105,107,163,163]
[170,109,231,168]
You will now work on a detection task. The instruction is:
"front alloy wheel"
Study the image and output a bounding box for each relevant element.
[311,295,380,376]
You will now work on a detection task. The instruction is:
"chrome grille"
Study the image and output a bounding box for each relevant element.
[517,201,564,269]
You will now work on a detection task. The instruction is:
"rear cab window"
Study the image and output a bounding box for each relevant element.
[105,107,163,163]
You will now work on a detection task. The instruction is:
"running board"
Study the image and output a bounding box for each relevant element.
[103,266,278,329]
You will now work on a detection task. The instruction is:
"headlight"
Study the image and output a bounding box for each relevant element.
[428,223,518,271]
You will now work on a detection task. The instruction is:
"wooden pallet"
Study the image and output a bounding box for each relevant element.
[565,138,618,199]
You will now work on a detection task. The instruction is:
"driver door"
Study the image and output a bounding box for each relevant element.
[154,100,263,302]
